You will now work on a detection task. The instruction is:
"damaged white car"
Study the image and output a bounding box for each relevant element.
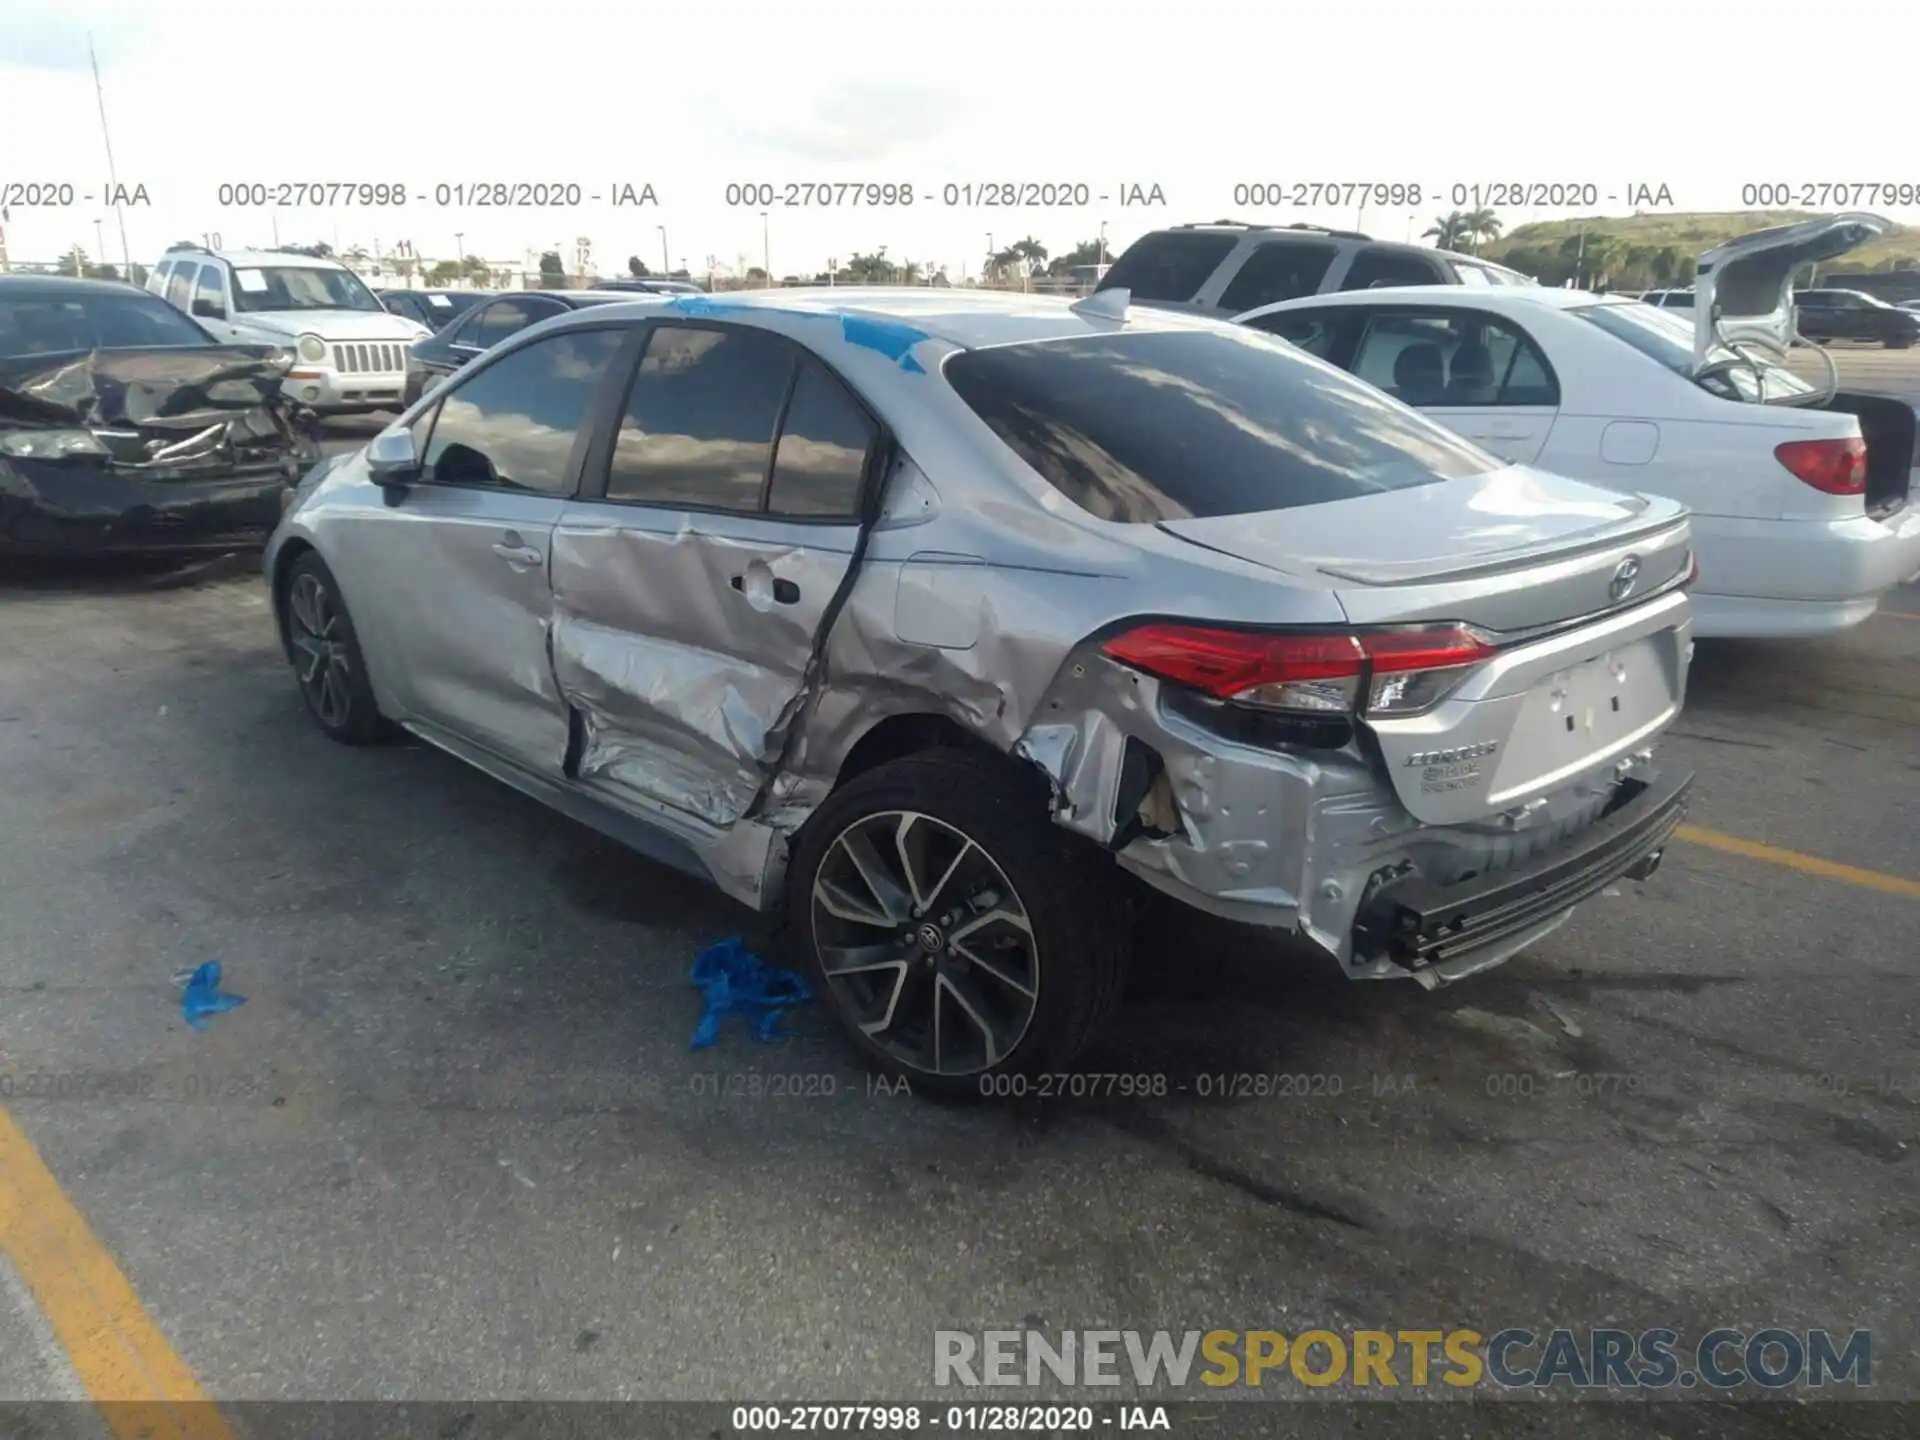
[265,289,1697,1088]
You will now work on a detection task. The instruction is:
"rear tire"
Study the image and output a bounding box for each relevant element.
[781,749,1130,1095]
[282,551,386,745]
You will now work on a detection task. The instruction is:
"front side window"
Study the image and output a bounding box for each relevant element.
[229,265,383,314]
[1349,309,1560,407]
[193,264,227,318]
[469,299,548,348]
[943,328,1495,525]
[165,265,195,310]
[604,325,796,512]
[1217,241,1339,312]
[420,328,624,494]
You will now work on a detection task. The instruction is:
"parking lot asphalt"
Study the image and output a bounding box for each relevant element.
[2,357,1918,1436]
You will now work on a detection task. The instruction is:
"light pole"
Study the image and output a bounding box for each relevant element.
[454,231,464,283]
[658,226,668,275]
[985,232,994,286]
[1098,220,1107,268]
[760,211,770,287]
[93,219,105,275]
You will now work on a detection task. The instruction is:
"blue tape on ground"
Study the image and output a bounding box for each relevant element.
[180,961,246,1030]
[688,937,813,1049]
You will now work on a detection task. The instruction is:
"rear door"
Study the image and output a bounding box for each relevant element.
[1345,305,1561,464]
[344,325,630,771]
[548,321,883,831]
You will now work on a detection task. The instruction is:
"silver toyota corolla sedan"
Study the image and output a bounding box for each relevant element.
[265,287,1698,1090]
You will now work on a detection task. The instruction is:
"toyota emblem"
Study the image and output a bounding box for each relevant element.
[1609,555,1642,602]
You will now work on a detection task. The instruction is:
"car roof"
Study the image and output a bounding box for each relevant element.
[0,273,147,298]
[164,248,351,269]
[542,286,1239,350]
[1237,284,1617,317]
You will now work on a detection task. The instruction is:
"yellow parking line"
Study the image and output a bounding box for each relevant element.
[1676,824,1920,899]
[0,1105,232,1440]
[1876,610,1920,621]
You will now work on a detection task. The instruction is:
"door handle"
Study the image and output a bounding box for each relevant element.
[492,542,543,566]
[730,574,801,604]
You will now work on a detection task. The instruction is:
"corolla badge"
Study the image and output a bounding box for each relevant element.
[1609,555,1642,601]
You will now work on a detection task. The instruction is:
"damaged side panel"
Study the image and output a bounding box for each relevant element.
[546,511,858,834]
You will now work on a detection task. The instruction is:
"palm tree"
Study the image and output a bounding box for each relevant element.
[1462,209,1502,254]
[1422,211,1472,250]
[1010,236,1049,276]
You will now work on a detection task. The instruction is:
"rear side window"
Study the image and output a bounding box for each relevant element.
[1340,248,1446,291]
[605,324,795,512]
[1239,309,1344,359]
[943,329,1493,524]
[766,361,876,518]
[1097,231,1238,302]
[471,298,556,348]
[1217,241,1339,312]
[1349,309,1559,407]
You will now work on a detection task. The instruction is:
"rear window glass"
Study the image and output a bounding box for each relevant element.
[0,291,210,356]
[1096,232,1238,302]
[1574,303,1811,402]
[943,329,1495,524]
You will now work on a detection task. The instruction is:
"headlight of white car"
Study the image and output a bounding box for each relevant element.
[296,334,327,363]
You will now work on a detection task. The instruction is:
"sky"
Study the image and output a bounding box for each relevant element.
[2,0,1916,281]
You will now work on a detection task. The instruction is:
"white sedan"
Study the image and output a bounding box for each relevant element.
[1232,214,1920,639]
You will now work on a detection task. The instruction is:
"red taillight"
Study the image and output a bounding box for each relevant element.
[1101,622,1495,716]
[1775,437,1866,496]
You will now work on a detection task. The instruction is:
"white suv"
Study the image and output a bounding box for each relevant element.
[147,248,430,414]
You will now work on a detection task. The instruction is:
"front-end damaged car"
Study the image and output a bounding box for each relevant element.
[1,277,318,558]
[265,289,1696,1090]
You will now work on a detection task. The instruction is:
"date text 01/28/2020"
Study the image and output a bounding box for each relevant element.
[211,181,660,207]
[721,181,1168,208]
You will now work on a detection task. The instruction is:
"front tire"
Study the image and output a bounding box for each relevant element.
[782,749,1130,1094]
[282,551,386,745]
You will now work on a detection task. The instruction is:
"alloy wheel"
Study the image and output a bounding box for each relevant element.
[287,571,354,730]
[810,810,1039,1077]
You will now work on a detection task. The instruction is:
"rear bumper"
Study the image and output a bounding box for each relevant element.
[1350,766,1694,983]
[1690,507,1920,636]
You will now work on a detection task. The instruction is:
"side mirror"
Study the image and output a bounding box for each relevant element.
[367,427,421,503]
[191,298,223,319]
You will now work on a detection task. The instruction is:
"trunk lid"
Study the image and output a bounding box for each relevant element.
[1157,468,1695,826]
[1156,465,1694,633]
[1692,212,1890,372]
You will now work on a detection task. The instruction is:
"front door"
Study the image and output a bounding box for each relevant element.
[344,324,629,773]
[548,320,881,831]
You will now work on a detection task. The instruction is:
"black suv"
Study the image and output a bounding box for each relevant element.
[1793,289,1920,349]
[1096,222,1534,317]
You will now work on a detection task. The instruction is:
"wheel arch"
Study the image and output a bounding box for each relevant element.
[269,536,317,660]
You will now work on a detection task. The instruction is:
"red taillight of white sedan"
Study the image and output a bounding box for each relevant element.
[1775,436,1868,496]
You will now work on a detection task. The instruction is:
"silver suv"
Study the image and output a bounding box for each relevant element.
[266,289,1695,1090]
[1098,222,1536,318]
[147,247,430,414]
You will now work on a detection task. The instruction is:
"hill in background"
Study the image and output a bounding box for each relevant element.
[1463,210,1920,289]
